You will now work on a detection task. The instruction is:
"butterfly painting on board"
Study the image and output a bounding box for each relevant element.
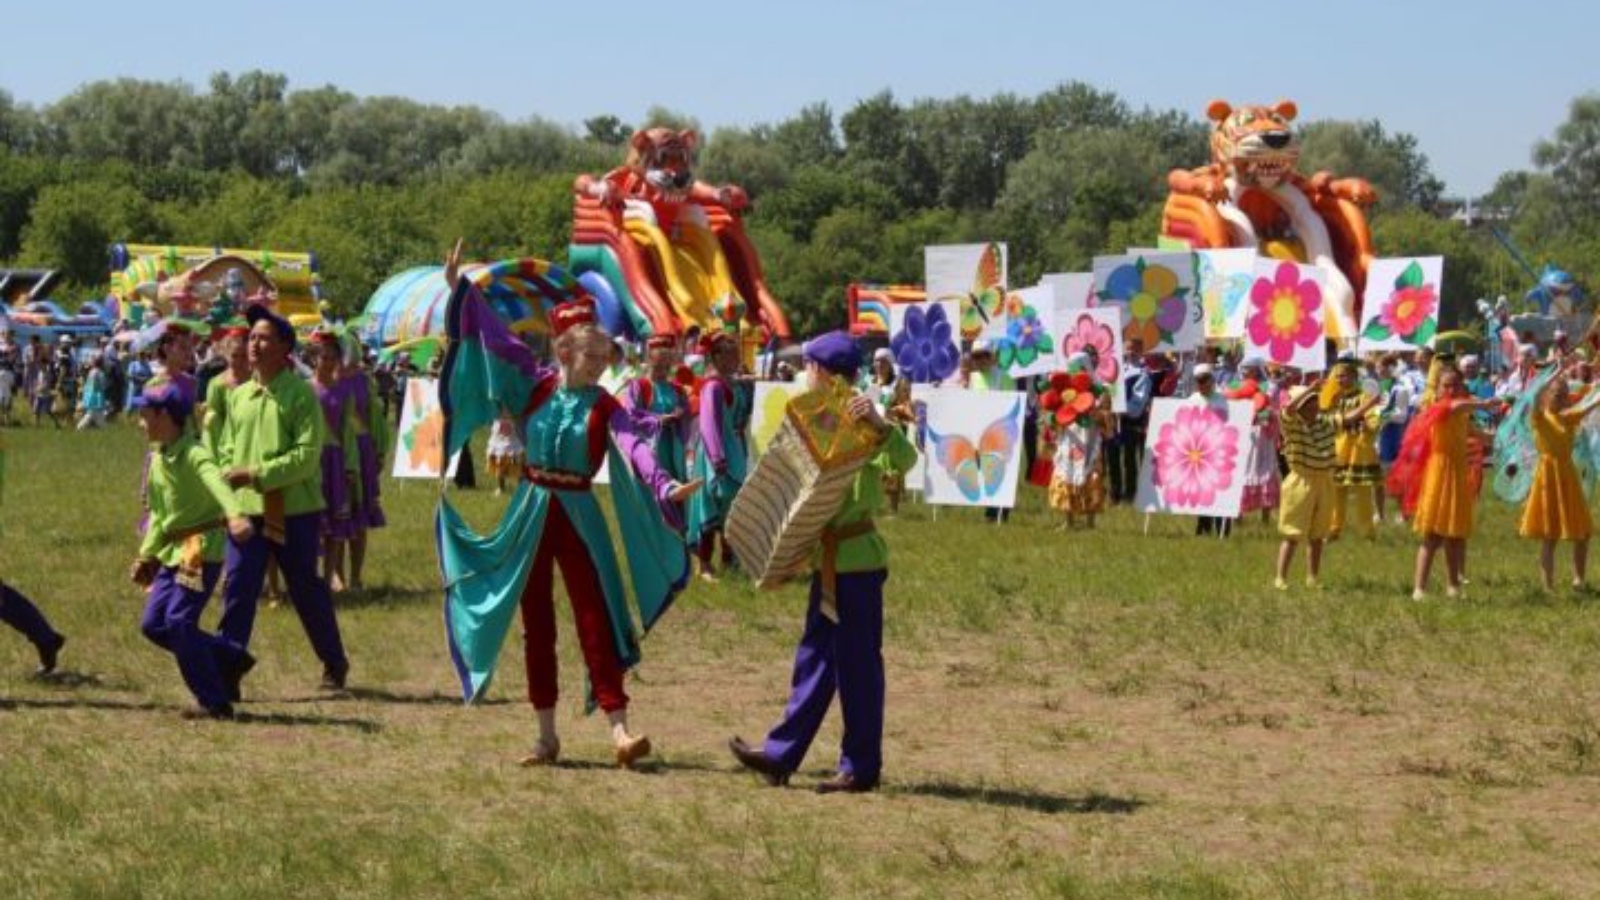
[920,389,1025,508]
[927,242,1008,340]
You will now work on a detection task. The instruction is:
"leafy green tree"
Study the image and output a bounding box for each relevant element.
[1297,120,1444,210]
[20,180,161,286]
[1534,93,1600,217]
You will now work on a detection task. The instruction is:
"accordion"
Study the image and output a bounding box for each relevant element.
[726,378,883,589]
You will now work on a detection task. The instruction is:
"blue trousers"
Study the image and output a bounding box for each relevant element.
[140,562,245,712]
[0,582,61,651]
[218,513,347,672]
[764,570,886,784]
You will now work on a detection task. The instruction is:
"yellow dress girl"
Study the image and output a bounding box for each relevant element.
[1518,372,1600,590]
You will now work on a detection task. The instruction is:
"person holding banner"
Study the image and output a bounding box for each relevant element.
[687,331,749,581]
[1189,364,1233,537]
[729,331,916,794]
[434,253,700,769]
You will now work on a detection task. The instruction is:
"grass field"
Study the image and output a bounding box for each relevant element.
[3,422,1599,899]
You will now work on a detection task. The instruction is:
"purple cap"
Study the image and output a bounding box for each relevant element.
[802,331,863,379]
[129,374,196,422]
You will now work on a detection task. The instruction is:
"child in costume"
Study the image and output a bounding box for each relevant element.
[130,377,257,719]
[0,431,66,675]
[201,323,252,457]
[339,338,386,591]
[686,331,749,581]
[1326,356,1383,540]
[869,349,916,516]
[620,334,692,485]
[309,331,356,593]
[486,414,526,496]
[1229,359,1281,523]
[1274,382,1337,589]
[1513,365,1600,590]
[435,268,698,770]
[1042,357,1111,529]
[729,331,916,794]
[1393,366,1503,600]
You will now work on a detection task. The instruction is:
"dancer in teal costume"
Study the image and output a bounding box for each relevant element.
[686,331,749,580]
[435,265,699,768]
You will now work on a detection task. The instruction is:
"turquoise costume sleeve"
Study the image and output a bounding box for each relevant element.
[434,278,688,704]
[1492,367,1559,503]
[439,279,550,458]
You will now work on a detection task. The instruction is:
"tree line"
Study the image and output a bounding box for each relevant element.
[2,72,1597,335]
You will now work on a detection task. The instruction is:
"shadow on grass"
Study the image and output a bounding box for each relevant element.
[271,686,510,707]
[0,696,381,732]
[329,584,441,610]
[888,780,1145,815]
[234,709,382,733]
[0,696,168,713]
[29,670,140,691]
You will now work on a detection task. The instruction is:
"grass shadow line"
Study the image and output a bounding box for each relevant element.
[234,710,382,733]
[889,779,1145,815]
[0,696,170,713]
[268,687,511,707]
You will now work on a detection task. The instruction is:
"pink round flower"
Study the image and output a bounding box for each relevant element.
[1379,285,1437,338]
[1246,262,1322,363]
[1064,313,1120,385]
[1153,405,1240,508]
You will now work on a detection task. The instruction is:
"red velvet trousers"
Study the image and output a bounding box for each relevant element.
[519,500,628,712]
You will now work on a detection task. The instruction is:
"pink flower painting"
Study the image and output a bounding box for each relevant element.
[1361,260,1439,347]
[1246,262,1323,364]
[1152,405,1240,509]
[1062,312,1119,385]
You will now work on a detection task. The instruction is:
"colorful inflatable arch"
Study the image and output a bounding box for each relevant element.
[110,244,321,320]
[362,258,591,347]
[1159,100,1377,339]
[568,127,791,343]
[847,284,926,336]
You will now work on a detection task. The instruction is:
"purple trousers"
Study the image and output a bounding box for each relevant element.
[140,562,244,712]
[0,582,61,651]
[764,569,886,784]
[218,512,348,672]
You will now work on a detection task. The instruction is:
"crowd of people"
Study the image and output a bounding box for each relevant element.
[4,272,1596,794]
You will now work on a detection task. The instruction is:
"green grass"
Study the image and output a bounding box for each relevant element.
[3,422,1600,898]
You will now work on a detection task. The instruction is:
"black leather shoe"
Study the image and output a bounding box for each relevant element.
[728,736,789,786]
[815,772,877,794]
[320,663,349,691]
[34,634,65,676]
[224,651,256,703]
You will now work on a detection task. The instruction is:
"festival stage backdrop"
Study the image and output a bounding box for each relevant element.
[888,301,962,384]
[1092,251,1201,353]
[1197,248,1258,340]
[392,378,461,479]
[1057,306,1127,413]
[1135,397,1251,518]
[1244,259,1327,372]
[926,242,1008,340]
[1357,257,1444,353]
[918,388,1027,509]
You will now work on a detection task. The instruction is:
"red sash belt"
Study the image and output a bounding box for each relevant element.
[523,466,593,491]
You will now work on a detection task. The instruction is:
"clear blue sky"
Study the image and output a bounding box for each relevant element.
[4,0,1592,196]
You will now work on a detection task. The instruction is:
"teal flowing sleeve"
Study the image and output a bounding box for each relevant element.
[439,279,551,458]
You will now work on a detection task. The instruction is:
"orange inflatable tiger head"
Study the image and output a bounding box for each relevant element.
[627,127,699,201]
[1207,100,1299,189]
